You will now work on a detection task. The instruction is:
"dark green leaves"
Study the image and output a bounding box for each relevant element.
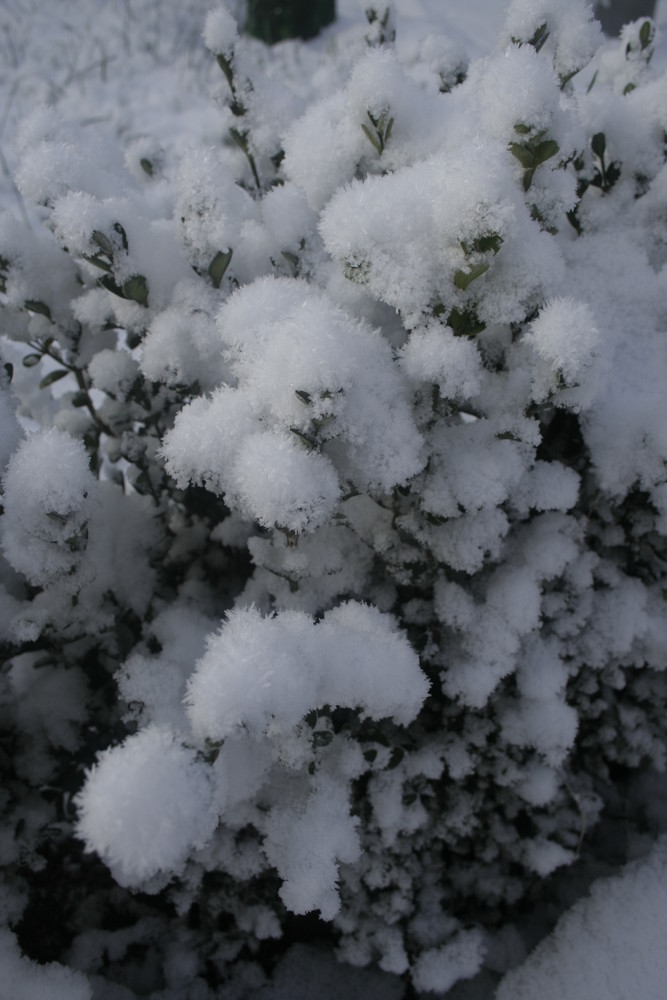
[591,132,606,160]
[22,353,42,367]
[510,127,560,190]
[639,20,653,50]
[98,273,149,307]
[39,369,69,389]
[590,132,621,193]
[207,249,233,289]
[512,22,550,54]
[454,262,489,291]
[123,275,149,307]
[216,52,234,89]
[361,108,394,156]
[24,300,52,320]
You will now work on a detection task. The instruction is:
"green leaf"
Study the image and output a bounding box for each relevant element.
[510,143,535,169]
[387,746,404,770]
[559,68,579,89]
[113,223,129,252]
[471,232,503,255]
[530,22,550,53]
[281,250,299,268]
[384,116,394,143]
[92,230,114,257]
[82,252,112,273]
[295,389,312,405]
[623,82,636,95]
[290,427,316,450]
[591,132,606,159]
[46,510,68,524]
[39,369,69,389]
[71,390,89,408]
[24,300,52,320]
[454,262,489,290]
[361,122,382,155]
[229,126,249,154]
[514,122,532,134]
[639,20,653,50]
[216,52,234,88]
[22,353,42,367]
[140,158,154,177]
[122,275,149,307]
[207,249,233,289]
[534,139,559,165]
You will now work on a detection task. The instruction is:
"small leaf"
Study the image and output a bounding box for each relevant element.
[216,52,234,89]
[39,369,69,389]
[510,143,535,169]
[361,122,382,155]
[290,427,316,450]
[71,390,89,408]
[514,122,532,134]
[82,252,112,273]
[313,730,335,748]
[639,20,653,50]
[92,230,114,257]
[24,299,52,320]
[623,82,636,95]
[113,223,129,252]
[4,363,13,383]
[140,158,154,177]
[454,262,489,290]
[123,274,149,307]
[387,746,405,770]
[530,22,550,53]
[363,749,378,764]
[559,68,579,89]
[281,250,299,268]
[126,331,143,350]
[471,232,503,255]
[22,353,42,367]
[591,132,606,159]
[295,389,312,405]
[229,126,249,153]
[384,116,394,143]
[47,510,68,524]
[534,139,559,165]
[207,249,233,289]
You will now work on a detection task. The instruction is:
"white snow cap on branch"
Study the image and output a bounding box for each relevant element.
[186,601,430,741]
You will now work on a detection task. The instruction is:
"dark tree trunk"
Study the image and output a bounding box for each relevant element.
[245,0,336,44]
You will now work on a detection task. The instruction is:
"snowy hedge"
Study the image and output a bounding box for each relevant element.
[0,0,666,995]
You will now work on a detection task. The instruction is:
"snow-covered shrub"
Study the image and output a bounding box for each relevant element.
[0,0,666,995]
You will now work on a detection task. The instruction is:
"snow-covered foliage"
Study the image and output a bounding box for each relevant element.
[0,0,666,996]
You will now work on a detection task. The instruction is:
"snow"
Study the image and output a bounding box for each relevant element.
[0,929,92,1000]
[186,602,428,741]
[76,725,217,888]
[496,837,667,1000]
[1,0,667,995]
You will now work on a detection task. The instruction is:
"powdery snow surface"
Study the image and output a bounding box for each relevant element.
[495,838,667,1000]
